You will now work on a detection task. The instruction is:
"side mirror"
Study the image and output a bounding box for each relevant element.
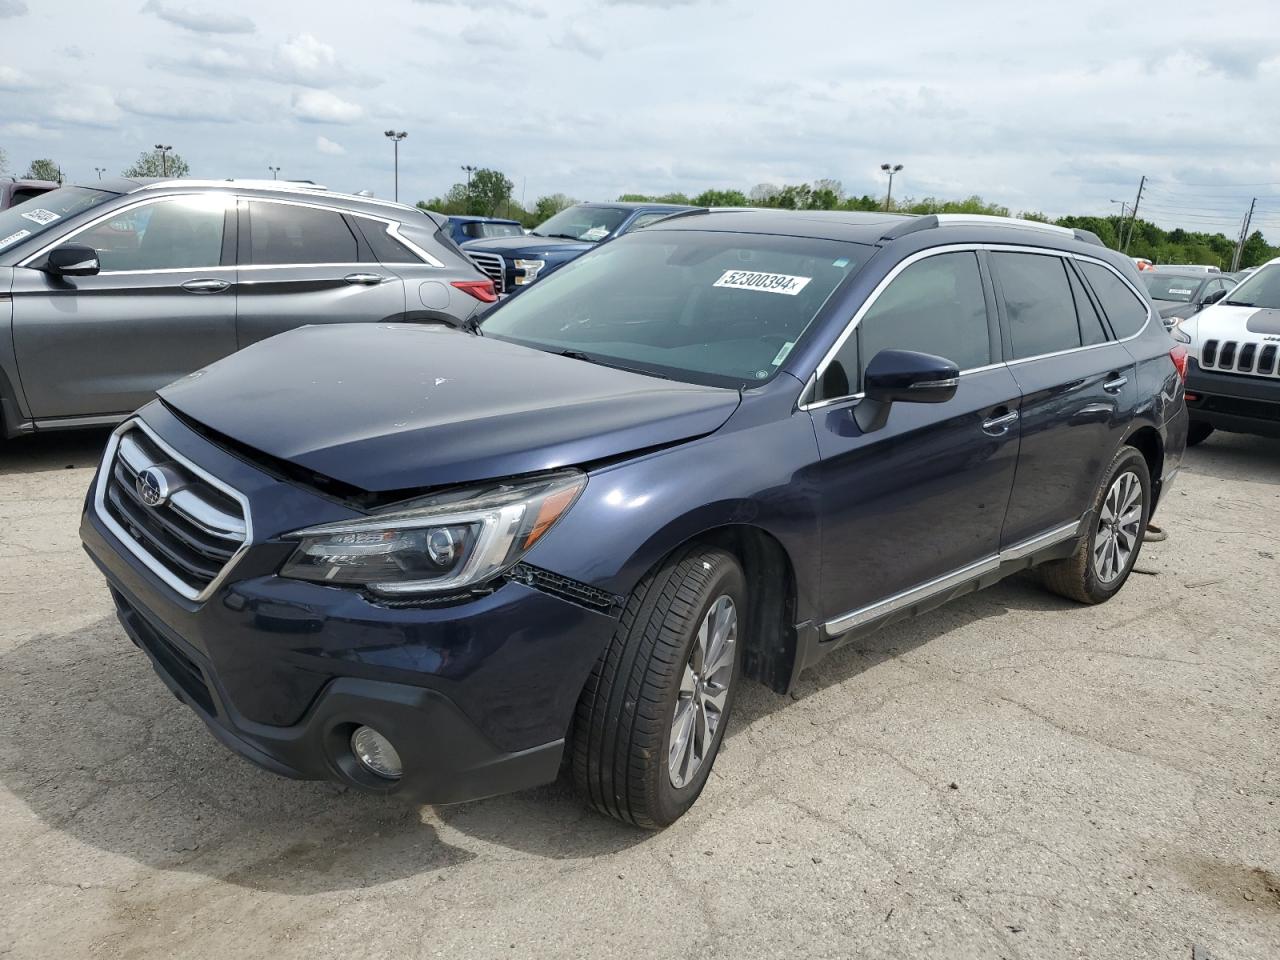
[856,349,959,433]
[44,243,100,277]
[1201,288,1227,307]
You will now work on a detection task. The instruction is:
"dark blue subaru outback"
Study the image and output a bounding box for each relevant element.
[81,210,1188,828]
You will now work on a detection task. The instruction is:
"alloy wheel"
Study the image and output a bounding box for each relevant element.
[668,594,737,789]
[1093,470,1143,584]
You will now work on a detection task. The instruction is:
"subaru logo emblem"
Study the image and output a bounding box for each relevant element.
[136,467,169,508]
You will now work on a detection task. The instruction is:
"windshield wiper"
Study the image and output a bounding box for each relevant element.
[1222,300,1253,307]
[555,349,669,379]
[547,233,589,241]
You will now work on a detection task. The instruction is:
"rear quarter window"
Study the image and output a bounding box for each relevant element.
[1078,261,1149,338]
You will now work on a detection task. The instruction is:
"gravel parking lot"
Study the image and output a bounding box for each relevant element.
[1,430,1277,960]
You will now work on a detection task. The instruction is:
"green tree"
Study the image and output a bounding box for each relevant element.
[533,193,575,222]
[122,149,190,178]
[691,188,749,207]
[467,168,514,217]
[24,158,62,182]
[1239,230,1273,269]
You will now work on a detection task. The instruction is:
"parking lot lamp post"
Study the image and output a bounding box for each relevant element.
[384,131,407,202]
[94,167,105,180]
[268,166,281,180]
[461,164,476,205]
[881,163,903,211]
[154,144,173,178]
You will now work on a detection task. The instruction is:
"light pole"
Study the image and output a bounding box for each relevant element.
[460,164,476,207]
[154,144,173,177]
[880,162,903,211]
[268,165,282,180]
[384,131,407,202]
[1109,199,1130,221]
[94,166,105,180]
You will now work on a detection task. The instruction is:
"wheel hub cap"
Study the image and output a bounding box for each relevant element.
[668,595,737,789]
[1093,470,1143,584]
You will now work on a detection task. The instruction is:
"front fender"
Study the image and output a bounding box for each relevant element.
[522,402,823,626]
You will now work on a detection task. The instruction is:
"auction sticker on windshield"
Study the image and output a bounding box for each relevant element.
[714,270,812,296]
[20,209,60,226]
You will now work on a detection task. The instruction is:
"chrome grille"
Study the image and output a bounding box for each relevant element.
[1200,339,1280,379]
[465,251,506,294]
[95,421,251,601]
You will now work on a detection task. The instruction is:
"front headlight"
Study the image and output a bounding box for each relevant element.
[1170,317,1194,344]
[281,470,585,595]
[513,258,546,286]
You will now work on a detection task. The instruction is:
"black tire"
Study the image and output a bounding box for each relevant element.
[1038,446,1152,605]
[572,545,746,829]
[1186,420,1214,447]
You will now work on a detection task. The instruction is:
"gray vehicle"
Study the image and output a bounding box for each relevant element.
[0,178,494,437]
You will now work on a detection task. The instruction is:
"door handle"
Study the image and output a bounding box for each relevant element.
[344,273,386,286]
[1103,374,1129,393]
[982,410,1019,435]
[181,278,231,294]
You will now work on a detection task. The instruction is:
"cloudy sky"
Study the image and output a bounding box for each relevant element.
[2,0,1280,238]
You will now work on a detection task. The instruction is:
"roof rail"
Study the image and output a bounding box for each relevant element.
[881,213,1104,247]
[138,179,330,193]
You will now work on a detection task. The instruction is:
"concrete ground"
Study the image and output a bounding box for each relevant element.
[0,428,1277,960]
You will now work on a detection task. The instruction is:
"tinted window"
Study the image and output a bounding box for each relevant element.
[1067,264,1109,345]
[249,201,359,265]
[1078,261,1149,337]
[1142,273,1201,303]
[481,230,870,389]
[994,253,1081,359]
[75,195,227,271]
[353,216,420,264]
[849,252,990,393]
[477,222,523,238]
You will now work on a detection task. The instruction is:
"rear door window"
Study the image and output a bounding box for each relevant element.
[993,252,1082,359]
[1078,261,1149,338]
[248,201,359,265]
[1066,263,1109,345]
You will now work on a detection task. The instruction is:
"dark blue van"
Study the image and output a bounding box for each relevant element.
[460,200,695,294]
[81,210,1188,828]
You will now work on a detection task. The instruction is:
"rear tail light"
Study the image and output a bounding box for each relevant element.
[451,279,498,303]
[1169,345,1189,383]
[1185,392,1199,402]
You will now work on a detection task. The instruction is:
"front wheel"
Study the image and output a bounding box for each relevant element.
[572,546,745,828]
[1038,446,1151,605]
[1186,420,1214,447]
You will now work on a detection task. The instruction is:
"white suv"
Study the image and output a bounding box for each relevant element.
[1174,257,1280,445]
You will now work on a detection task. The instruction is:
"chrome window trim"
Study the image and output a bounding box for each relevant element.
[822,519,1081,637]
[798,243,1153,411]
[93,418,254,603]
[17,193,233,269]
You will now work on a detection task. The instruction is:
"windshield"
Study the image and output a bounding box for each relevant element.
[480,229,871,388]
[1142,274,1202,303]
[530,205,629,242]
[0,186,116,256]
[1223,264,1280,309]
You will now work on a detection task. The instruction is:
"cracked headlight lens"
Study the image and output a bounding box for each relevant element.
[281,470,585,595]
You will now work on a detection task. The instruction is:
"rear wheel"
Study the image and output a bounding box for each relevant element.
[1038,446,1151,605]
[572,546,745,828]
[1186,420,1214,447]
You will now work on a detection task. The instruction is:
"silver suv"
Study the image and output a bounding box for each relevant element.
[0,178,493,437]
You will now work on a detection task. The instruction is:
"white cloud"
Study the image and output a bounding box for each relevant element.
[50,86,120,127]
[413,0,545,16]
[0,0,28,17]
[141,0,255,34]
[315,135,346,156]
[274,34,338,83]
[459,23,519,49]
[0,121,59,139]
[0,65,37,91]
[553,24,604,59]
[291,90,362,124]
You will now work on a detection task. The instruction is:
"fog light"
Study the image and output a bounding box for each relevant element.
[351,726,403,779]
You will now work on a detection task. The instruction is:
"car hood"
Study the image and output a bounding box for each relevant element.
[158,324,740,493]
[1189,302,1280,343]
[460,234,595,258]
